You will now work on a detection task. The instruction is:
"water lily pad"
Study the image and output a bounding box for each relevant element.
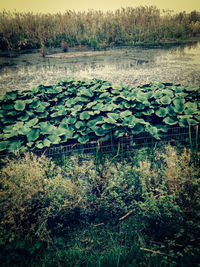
[75,121,85,129]
[80,111,90,120]
[78,88,94,98]
[160,96,171,105]
[0,141,9,151]
[145,125,160,139]
[67,117,77,124]
[2,103,14,110]
[173,98,185,113]
[35,142,44,149]
[48,135,61,144]
[4,91,18,100]
[78,135,90,144]
[120,110,132,118]
[14,100,26,111]
[184,102,198,115]
[27,128,40,142]
[163,117,178,125]
[19,113,29,121]
[114,128,126,138]
[155,107,168,117]
[7,140,24,153]
[93,126,106,136]
[40,121,55,134]
[187,118,198,125]
[26,118,39,127]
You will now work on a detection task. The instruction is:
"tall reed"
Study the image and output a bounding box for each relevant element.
[0,7,199,50]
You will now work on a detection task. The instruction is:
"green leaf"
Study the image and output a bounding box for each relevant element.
[27,128,40,142]
[92,102,104,110]
[99,92,110,98]
[173,98,185,113]
[155,107,168,117]
[93,126,106,136]
[35,104,46,113]
[187,118,198,126]
[107,113,120,120]
[67,117,77,124]
[75,121,85,129]
[167,106,176,116]
[35,142,44,149]
[87,116,104,128]
[163,117,178,125]
[80,111,90,120]
[7,140,23,152]
[53,127,66,136]
[142,109,154,116]
[19,113,29,121]
[40,122,55,134]
[78,88,94,97]
[27,142,34,148]
[120,110,132,118]
[48,135,61,144]
[26,118,39,127]
[102,123,115,130]
[0,141,9,151]
[2,103,14,110]
[114,128,126,138]
[73,105,82,112]
[154,91,163,99]
[78,135,90,144]
[184,102,198,115]
[4,91,18,100]
[145,125,160,139]
[86,101,98,108]
[14,100,26,111]
[29,99,40,109]
[160,96,171,105]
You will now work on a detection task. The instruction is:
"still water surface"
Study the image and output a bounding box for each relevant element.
[0,41,200,94]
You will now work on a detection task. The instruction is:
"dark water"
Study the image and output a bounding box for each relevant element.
[0,41,200,94]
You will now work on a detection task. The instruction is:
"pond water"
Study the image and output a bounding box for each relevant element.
[0,41,200,94]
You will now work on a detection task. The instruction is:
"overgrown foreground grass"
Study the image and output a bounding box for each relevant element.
[0,145,200,266]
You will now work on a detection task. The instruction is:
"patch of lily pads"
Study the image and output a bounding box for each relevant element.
[0,78,199,153]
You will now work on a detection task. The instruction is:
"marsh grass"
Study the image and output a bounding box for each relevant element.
[0,7,200,50]
[0,144,199,266]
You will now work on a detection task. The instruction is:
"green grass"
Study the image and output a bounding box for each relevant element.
[0,7,200,50]
[0,144,200,266]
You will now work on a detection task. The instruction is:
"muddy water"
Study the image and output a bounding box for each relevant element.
[0,41,200,94]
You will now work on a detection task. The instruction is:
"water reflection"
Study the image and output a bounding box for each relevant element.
[0,41,200,93]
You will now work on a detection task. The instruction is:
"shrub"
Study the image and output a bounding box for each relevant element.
[0,153,80,247]
[0,145,199,265]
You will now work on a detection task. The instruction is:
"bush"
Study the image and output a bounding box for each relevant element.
[0,153,80,246]
[0,145,199,266]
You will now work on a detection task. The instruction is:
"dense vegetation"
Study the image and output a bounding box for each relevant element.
[0,7,200,50]
[0,79,199,154]
[0,145,199,266]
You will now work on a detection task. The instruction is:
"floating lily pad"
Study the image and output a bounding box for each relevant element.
[160,96,171,105]
[155,107,168,117]
[0,141,9,151]
[27,128,40,142]
[163,117,178,125]
[14,100,26,111]
[80,111,90,120]
[78,135,90,144]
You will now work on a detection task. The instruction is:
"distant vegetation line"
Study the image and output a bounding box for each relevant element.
[0,6,200,51]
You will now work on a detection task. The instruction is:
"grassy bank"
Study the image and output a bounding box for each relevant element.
[0,7,200,51]
[0,144,200,266]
